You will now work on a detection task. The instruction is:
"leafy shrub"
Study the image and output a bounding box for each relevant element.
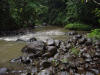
[93,8,100,24]
[65,22,92,31]
[87,29,100,39]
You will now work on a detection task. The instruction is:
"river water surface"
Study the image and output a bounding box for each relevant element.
[0,26,69,69]
[0,26,89,74]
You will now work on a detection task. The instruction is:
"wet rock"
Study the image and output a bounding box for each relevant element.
[86,71,95,75]
[95,40,100,46]
[0,68,9,74]
[85,58,92,63]
[67,31,77,35]
[54,53,59,59]
[90,69,99,75]
[95,52,100,57]
[48,58,54,62]
[72,36,78,41]
[60,42,66,50]
[85,38,92,45]
[96,49,100,52]
[40,60,51,68]
[82,53,91,58]
[28,37,37,42]
[21,41,45,55]
[10,56,22,63]
[26,73,31,75]
[47,39,55,46]
[55,40,61,47]
[47,46,57,57]
[66,43,72,49]
[42,53,50,58]
[57,71,69,75]
[38,69,51,75]
[21,56,31,64]
[75,34,82,39]
[78,37,87,44]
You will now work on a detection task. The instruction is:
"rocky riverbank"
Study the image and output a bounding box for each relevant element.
[0,31,100,75]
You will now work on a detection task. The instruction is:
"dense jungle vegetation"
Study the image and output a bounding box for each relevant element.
[0,0,100,31]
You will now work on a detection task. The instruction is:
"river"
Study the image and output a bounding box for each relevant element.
[0,26,68,70]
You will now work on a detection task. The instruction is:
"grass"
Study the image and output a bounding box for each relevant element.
[87,29,100,40]
[65,22,92,31]
[70,48,80,56]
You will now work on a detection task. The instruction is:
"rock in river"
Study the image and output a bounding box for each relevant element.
[0,68,9,74]
[21,41,45,56]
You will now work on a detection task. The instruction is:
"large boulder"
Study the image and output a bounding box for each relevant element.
[0,68,9,75]
[55,40,61,47]
[42,46,57,58]
[46,39,55,46]
[21,41,45,56]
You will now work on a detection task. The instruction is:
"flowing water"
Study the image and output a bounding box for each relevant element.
[0,26,90,75]
[0,26,68,69]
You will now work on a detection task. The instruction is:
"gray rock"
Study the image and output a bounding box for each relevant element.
[55,40,61,47]
[66,43,72,49]
[38,69,51,75]
[21,41,45,55]
[47,39,55,46]
[85,38,92,45]
[28,37,37,42]
[86,71,95,75]
[47,46,57,57]
[95,40,100,46]
[78,38,87,44]
[75,34,82,39]
[40,60,51,68]
[67,31,77,35]
[0,68,9,74]
[57,71,69,75]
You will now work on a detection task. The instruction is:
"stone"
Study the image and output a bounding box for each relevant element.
[47,39,55,46]
[21,56,31,64]
[21,41,45,55]
[10,56,22,63]
[40,60,51,68]
[47,46,57,57]
[55,40,61,47]
[67,31,77,35]
[75,34,82,39]
[85,38,92,45]
[57,71,69,75]
[66,43,72,49]
[95,40,100,45]
[38,69,51,75]
[78,37,87,44]
[0,68,9,74]
[28,37,37,42]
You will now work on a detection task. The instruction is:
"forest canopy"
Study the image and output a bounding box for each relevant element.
[0,0,100,31]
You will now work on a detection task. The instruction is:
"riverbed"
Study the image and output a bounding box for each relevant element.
[0,26,67,69]
[0,26,90,75]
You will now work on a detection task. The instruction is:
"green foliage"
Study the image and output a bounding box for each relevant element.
[0,0,99,31]
[47,0,66,25]
[65,22,92,31]
[93,8,100,24]
[87,29,100,39]
[70,48,80,56]
[9,0,38,28]
[66,0,95,24]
